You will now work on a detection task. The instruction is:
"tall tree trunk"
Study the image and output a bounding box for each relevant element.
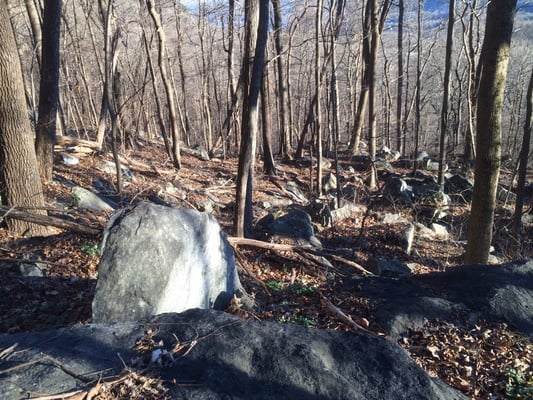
[396,0,404,155]
[24,0,42,115]
[465,0,517,264]
[315,0,323,196]
[511,68,533,256]
[0,1,48,236]
[350,0,391,157]
[174,4,192,144]
[349,0,371,156]
[100,0,123,199]
[234,0,268,238]
[35,0,61,184]
[463,0,479,163]
[146,0,181,169]
[25,0,42,67]
[367,0,380,189]
[438,0,455,187]
[261,70,276,175]
[272,0,290,157]
[413,0,423,172]
[143,31,173,158]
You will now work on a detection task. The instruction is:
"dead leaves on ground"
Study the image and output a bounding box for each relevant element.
[402,319,532,399]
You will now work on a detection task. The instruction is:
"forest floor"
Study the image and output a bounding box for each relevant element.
[0,139,532,399]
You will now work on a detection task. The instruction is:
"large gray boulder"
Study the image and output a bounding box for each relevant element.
[0,309,467,400]
[343,259,533,339]
[255,207,322,247]
[92,202,241,323]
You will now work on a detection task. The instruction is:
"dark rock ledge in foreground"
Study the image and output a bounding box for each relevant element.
[0,309,467,400]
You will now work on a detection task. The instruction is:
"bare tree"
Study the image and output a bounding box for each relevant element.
[511,68,532,256]
[146,0,181,169]
[349,0,391,158]
[396,0,404,155]
[315,0,324,195]
[437,0,455,187]
[465,0,517,264]
[234,0,269,238]
[35,0,61,184]
[261,69,277,175]
[272,0,291,157]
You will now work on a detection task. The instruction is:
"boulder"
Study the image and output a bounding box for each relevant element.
[343,259,533,339]
[444,174,473,203]
[412,182,450,206]
[181,145,210,161]
[0,309,467,400]
[383,176,413,204]
[330,201,363,223]
[92,202,242,323]
[414,150,430,162]
[366,256,413,278]
[374,158,394,173]
[71,186,116,211]
[256,207,321,247]
[323,172,337,192]
[424,158,447,172]
[97,160,134,181]
[380,212,410,225]
[402,223,416,254]
[61,154,79,166]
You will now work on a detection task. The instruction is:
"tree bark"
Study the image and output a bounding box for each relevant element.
[234,0,268,238]
[367,0,380,189]
[0,1,48,236]
[261,70,277,175]
[437,0,455,187]
[272,0,291,157]
[146,0,181,169]
[511,68,533,256]
[396,0,404,155]
[465,0,517,264]
[315,0,323,195]
[35,0,62,184]
[350,0,391,158]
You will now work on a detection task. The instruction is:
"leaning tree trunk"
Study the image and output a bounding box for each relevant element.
[465,0,517,264]
[0,1,48,236]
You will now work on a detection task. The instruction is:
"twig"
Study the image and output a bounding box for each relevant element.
[319,293,373,334]
[0,343,17,361]
[0,354,93,383]
[234,250,270,294]
[29,389,85,400]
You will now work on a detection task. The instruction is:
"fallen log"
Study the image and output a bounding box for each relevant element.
[0,206,101,235]
[55,135,101,149]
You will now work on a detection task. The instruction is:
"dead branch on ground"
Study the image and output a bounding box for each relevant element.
[0,206,101,235]
[227,237,373,276]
